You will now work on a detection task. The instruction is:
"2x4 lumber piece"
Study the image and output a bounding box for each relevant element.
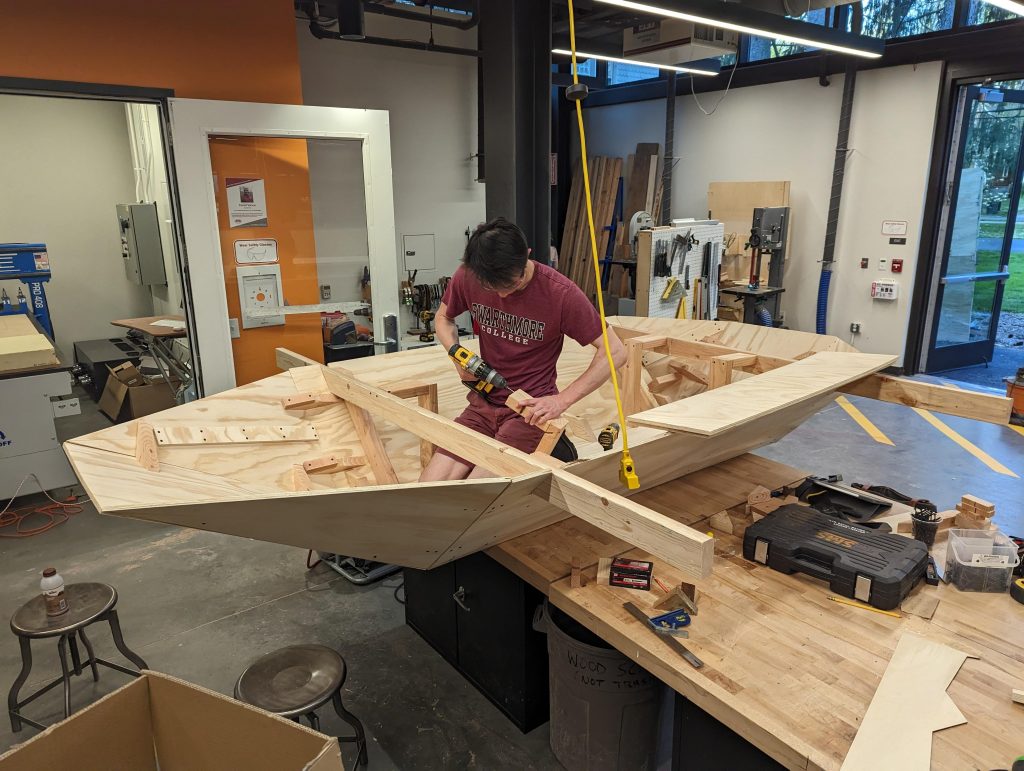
[623,335,667,416]
[135,422,159,472]
[540,469,714,579]
[387,381,440,468]
[344,402,400,485]
[321,366,537,478]
[275,347,320,370]
[840,375,1012,425]
[708,353,758,391]
[151,424,319,446]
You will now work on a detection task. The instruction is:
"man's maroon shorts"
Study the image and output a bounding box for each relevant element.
[436,390,545,466]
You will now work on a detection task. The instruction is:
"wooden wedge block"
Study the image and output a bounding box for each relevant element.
[302,453,366,474]
[135,422,159,472]
[282,392,341,409]
[290,465,312,491]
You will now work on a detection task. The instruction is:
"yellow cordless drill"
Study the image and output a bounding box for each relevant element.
[449,344,508,395]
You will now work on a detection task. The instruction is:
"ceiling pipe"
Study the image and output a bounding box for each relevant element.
[307,13,480,56]
[364,1,479,30]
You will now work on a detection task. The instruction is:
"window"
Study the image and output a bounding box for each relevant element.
[607,61,660,86]
[857,0,955,38]
[745,9,828,61]
[966,0,1021,25]
[574,58,597,78]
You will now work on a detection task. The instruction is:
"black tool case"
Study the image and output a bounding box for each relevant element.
[743,505,928,610]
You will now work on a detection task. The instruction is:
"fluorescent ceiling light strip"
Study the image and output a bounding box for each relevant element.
[594,0,884,59]
[552,49,720,76]
[982,0,1024,14]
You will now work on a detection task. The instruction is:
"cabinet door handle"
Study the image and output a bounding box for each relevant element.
[452,586,470,612]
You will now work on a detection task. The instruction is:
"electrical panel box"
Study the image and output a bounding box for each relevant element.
[403,234,436,272]
[236,264,285,329]
[871,279,899,301]
[116,203,166,286]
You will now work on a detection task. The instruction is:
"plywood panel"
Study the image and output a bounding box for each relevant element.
[628,352,896,436]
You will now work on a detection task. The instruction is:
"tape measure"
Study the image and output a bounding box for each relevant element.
[1012,577,1024,605]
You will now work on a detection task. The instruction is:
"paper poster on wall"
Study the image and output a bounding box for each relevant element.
[234,239,279,265]
[226,177,268,228]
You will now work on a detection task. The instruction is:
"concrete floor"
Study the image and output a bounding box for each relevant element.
[1,385,1022,766]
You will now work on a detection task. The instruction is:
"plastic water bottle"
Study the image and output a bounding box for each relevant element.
[41,568,68,617]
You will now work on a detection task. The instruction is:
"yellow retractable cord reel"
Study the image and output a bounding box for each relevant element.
[565,0,639,490]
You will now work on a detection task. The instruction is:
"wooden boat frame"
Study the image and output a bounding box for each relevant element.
[64,317,1011,580]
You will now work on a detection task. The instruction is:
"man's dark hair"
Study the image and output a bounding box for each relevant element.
[463,217,529,289]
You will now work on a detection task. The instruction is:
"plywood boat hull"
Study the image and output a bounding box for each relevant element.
[64,318,896,577]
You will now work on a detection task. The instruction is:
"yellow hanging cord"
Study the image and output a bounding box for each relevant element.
[567,0,639,490]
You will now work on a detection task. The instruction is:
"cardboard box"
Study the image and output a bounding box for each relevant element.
[0,671,344,771]
[97,362,176,422]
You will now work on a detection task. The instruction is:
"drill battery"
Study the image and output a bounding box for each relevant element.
[608,557,653,591]
[743,505,928,610]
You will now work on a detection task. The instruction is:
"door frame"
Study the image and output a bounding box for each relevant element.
[168,98,399,395]
[920,83,1024,372]
[904,61,1024,374]
[0,77,201,390]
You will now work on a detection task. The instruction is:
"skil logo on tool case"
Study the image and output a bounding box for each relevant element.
[815,530,856,549]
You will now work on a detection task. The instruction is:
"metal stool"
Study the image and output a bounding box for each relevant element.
[235,644,367,767]
[7,582,147,732]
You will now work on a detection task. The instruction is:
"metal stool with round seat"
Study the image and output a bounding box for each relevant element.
[7,582,148,732]
[235,644,367,767]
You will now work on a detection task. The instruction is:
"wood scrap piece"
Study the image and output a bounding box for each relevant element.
[562,411,596,442]
[571,556,586,589]
[290,465,312,491]
[506,389,564,434]
[535,422,567,456]
[1012,688,1024,705]
[597,557,612,585]
[747,485,772,505]
[134,422,159,472]
[840,633,973,771]
[900,588,940,620]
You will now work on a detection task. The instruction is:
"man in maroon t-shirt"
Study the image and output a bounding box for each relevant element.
[420,217,626,481]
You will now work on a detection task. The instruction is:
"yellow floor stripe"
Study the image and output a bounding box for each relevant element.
[834,396,894,446]
[912,408,1019,478]
[1009,424,1024,439]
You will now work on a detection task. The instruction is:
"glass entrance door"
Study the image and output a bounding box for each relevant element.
[926,83,1024,373]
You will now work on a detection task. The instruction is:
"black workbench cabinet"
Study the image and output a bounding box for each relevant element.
[404,552,549,732]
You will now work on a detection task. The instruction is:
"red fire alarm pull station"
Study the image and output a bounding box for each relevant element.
[891,259,904,273]
[860,258,869,269]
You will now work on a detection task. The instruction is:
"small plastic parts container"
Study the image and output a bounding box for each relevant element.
[945,528,1021,593]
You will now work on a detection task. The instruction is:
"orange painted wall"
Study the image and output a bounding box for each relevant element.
[210,137,324,385]
[0,1,302,104]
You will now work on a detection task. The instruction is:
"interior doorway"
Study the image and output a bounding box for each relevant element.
[0,91,195,450]
[922,79,1024,390]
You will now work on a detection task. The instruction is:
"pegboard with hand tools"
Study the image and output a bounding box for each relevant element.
[634,219,724,320]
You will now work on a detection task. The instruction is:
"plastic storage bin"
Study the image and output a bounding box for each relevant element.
[944,528,1021,593]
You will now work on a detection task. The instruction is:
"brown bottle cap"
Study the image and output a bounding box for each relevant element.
[43,568,56,577]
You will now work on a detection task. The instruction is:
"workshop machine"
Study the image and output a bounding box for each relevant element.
[719,207,789,327]
[0,243,79,499]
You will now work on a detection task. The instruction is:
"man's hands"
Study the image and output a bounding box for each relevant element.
[517,393,569,427]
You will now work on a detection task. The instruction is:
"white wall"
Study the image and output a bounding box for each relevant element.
[297,15,485,331]
[125,102,185,320]
[577,62,944,364]
[0,95,154,357]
